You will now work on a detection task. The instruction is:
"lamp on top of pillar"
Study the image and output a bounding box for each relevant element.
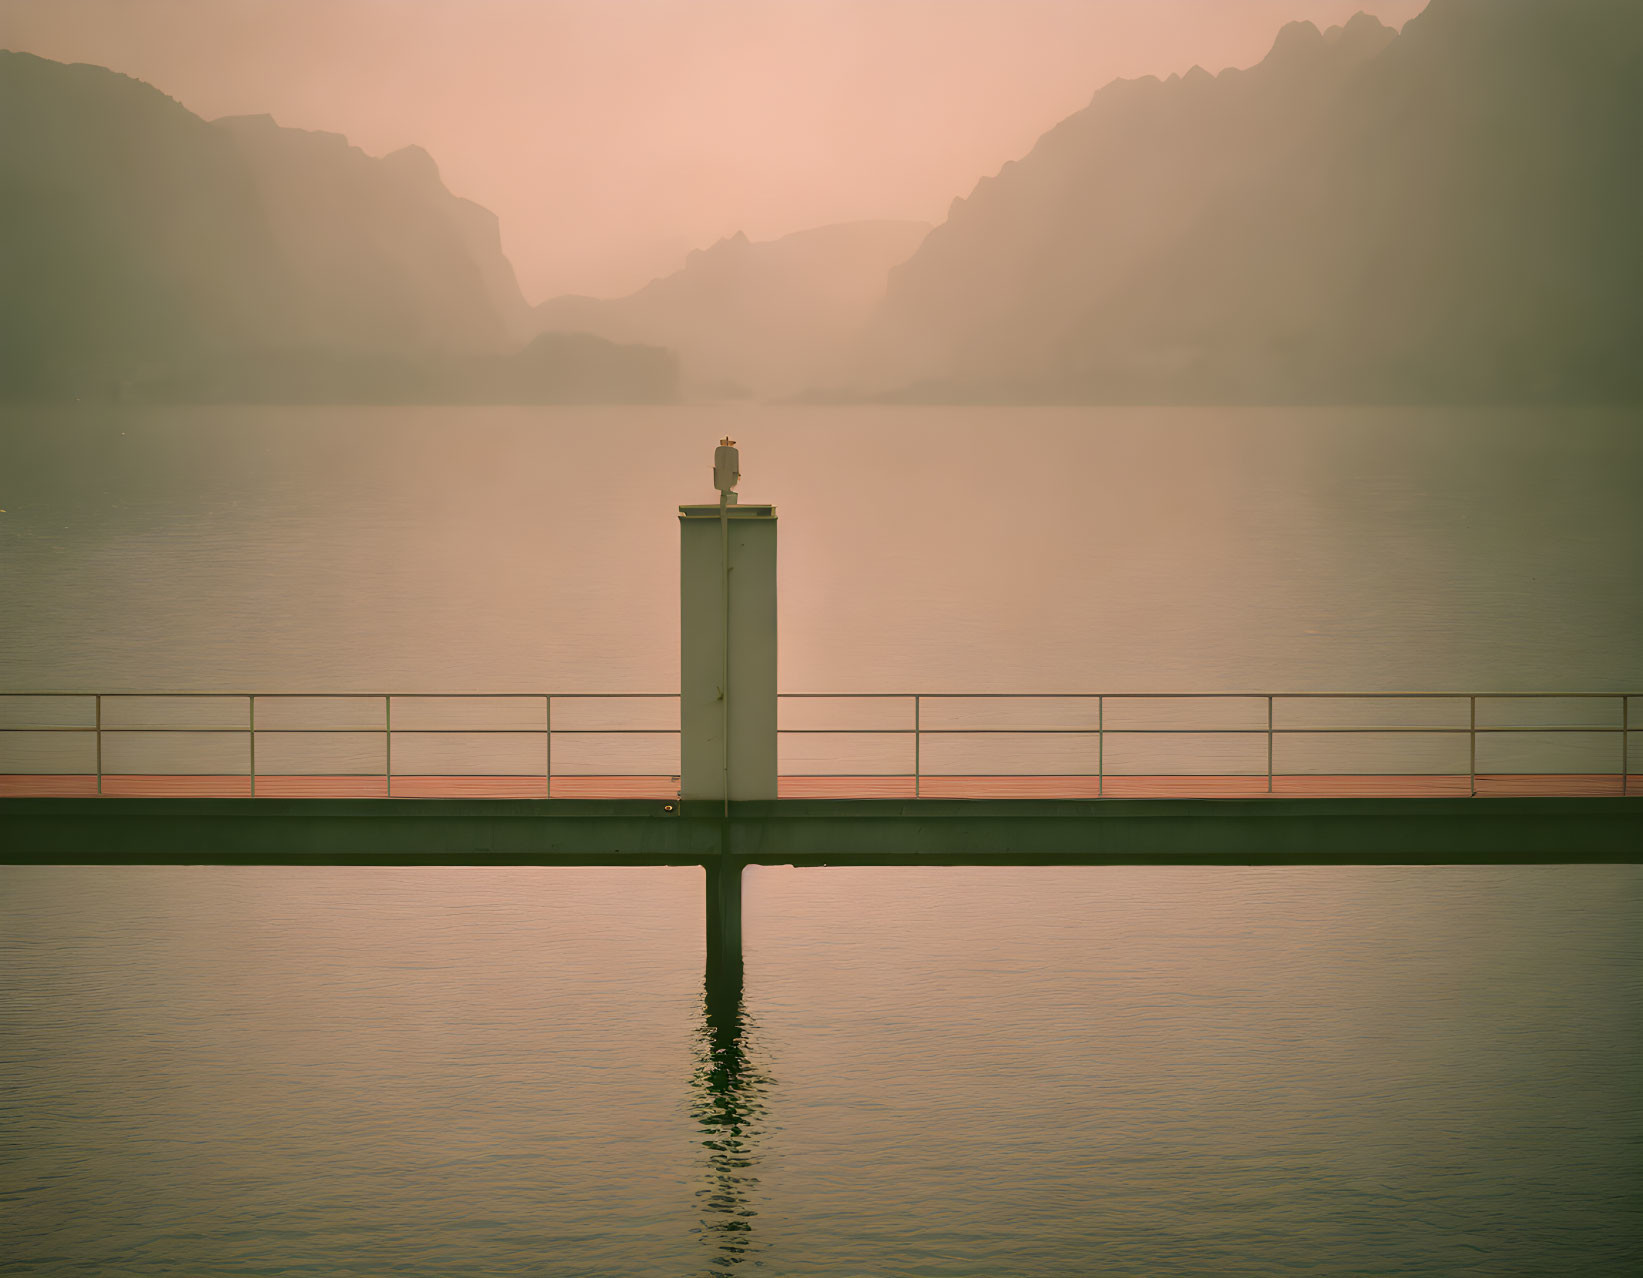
[714,437,741,503]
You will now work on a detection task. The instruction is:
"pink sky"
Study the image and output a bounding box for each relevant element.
[1,0,1426,301]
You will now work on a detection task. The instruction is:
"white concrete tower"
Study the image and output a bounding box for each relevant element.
[679,438,777,803]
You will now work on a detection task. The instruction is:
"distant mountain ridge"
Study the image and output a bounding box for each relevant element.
[213,113,535,354]
[6,0,1637,407]
[536,220,930,399]
[0,51,674,402]
[859,0,1642,403]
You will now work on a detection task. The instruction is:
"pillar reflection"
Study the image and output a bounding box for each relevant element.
[691,966,769,1274]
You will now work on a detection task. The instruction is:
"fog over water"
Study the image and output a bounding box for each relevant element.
[3,405,1639,696]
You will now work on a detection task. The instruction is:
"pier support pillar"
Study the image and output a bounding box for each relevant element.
[683,442,766,993]
[704,856,744,987]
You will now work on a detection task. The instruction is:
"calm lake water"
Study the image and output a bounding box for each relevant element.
[3,405,1641,1274]
[3,864,1640,1276]
[3,404,1640,693]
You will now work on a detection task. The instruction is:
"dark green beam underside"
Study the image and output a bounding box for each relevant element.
[1,798,1638,865]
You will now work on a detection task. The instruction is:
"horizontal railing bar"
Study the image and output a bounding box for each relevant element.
[781,772,1276,779]
[780,692,1640,699]
[543,729,678,735]
[376,728,679,736]
[7,725,1627,735]
[1302,726,1628,734]
[10,771,1629,780]
[781,772,1628,780]
[388,693,676,699]
[781,728,1243,735]
[0,726,680,735]
[6,691,1637,699]
[779,728,922,735]
[0,692,680,700]
[781,727,1628,736]
[779,772,1432,779]
[0,727,257,734]
[7,772,681,779]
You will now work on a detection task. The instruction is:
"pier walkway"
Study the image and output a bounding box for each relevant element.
[2,772,1636,799]
[7,690,1639,981]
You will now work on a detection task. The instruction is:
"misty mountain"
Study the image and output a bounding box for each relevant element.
[0,52,673,402]
[536,220,930,400]
[214,113,535,354]
[862,0,1642,403]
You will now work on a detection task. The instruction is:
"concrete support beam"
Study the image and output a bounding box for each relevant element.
[2,797,1639,865]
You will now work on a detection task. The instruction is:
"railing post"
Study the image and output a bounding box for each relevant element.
[1097,695,1104,798]
[248,695,256,798]
[1622,695,1629,798]
[913,694,921,798]
[545,694,552,799]
[95,694,102,796]
[1267,695,1274,794]
[1469,695,1477,797]
[385,695,392,798]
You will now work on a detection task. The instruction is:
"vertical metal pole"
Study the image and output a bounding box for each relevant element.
[248,695,256,797]
[720,494,730,818]
[1621,695,1628,797]
[95,694,102,796]
[385,695,393,798]
[1267,695,1274,794]
[1469,695,1477,797]
[1097,696,1104,798]
[544,694,552,799]
[913,695,921,798]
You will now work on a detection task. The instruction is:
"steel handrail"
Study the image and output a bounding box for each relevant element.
[0,691,684,798]
[4,689,1625,698]
[0,691,678,699]
[778,691,1634,698]
[773,691,1639,799]
[1,691,1635,799]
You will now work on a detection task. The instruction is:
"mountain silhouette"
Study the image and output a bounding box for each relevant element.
[10,0,1636,407]
[212,114,534,354]
[0,52,674,402]
[859,0,1642,403]
[536,220,930,400]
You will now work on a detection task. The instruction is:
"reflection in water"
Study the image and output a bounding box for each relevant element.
[691,971,771,1274]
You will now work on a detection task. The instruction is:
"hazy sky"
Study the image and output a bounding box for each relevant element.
[1,0,1426,301]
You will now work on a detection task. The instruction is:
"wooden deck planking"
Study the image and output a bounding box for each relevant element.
[2,773,1638,799]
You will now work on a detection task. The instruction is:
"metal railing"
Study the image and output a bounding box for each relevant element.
[776,692,1639,798]
[0,691,1636,798]
[0,693,680,797]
